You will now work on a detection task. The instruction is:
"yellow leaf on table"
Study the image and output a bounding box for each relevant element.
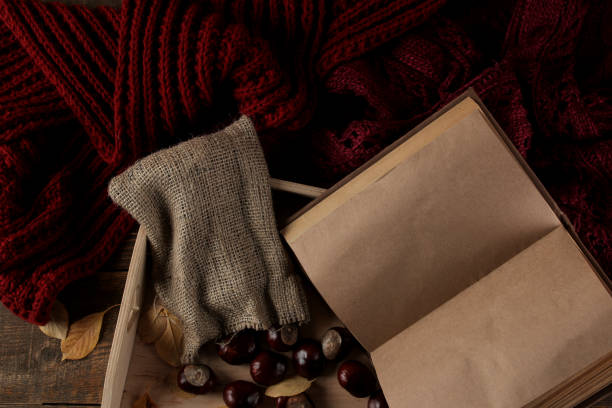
[133,392,158,408]
[138,301,167,344]
[40,300,69,340]
[265,376,315,398]
[154,312,183,367]
[60,305,117,361]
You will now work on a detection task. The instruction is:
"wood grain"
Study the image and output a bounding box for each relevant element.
[270,178,326,199]
[102,227,148,408]
[0,290,119,404]
[0,233,133,406]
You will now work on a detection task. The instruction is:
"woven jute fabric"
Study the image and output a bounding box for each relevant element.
[108,116,309,362]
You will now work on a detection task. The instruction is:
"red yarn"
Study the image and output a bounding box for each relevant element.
[0,0,610,325]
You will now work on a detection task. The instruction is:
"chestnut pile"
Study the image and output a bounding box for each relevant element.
[176,325,389,408]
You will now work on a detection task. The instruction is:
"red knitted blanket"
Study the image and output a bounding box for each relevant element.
[1,0,610,325]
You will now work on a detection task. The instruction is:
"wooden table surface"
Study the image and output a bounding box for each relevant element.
[0,230,133,407]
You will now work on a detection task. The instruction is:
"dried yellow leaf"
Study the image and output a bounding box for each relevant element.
[264,376,315,398]
[40,301,69,340]
[154,311,183,367]
[60,305,118,361]
[133,392,158,408]
[138,302,167,344]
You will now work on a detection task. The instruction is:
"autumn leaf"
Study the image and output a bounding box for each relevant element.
[60,304,118,361]
[133,392,158,408]
[265,376,315,398]
[154,312,183,367]
[40,301,69,340]
[138,301,168,344]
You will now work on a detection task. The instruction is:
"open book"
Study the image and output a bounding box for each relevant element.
[281,90,612,407]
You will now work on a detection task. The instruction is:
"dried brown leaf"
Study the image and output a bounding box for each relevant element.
[264,376,315,398]
[60,305,118,361]
[40,301,69,340]
[133,392,158,408]
[138,301,167,344]
[154,311,183,367]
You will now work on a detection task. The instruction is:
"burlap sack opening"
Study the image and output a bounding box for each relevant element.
[108,116,310,362]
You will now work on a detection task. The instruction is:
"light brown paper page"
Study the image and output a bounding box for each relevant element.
[372,226,612,408]
[283,97,480,243]
[288,108,560,351]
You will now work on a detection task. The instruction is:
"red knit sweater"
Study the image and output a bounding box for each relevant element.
[0,0,610,325]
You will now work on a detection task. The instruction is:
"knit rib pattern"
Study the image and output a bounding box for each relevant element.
[0,0,445,324]
[0,0,610,325]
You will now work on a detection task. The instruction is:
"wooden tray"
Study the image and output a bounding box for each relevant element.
[101,188,371,408]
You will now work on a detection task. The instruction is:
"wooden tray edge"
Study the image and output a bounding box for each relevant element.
[101,226,147,408]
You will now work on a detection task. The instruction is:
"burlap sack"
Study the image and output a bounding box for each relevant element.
[108,116,309,362]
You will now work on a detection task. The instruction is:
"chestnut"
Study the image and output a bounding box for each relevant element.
[368,389,389,408]
[337,360,377,398]
[266,324,299,352]
[276,396,289,408]
[321,326,354,361]
[176,364,215,394]
[223,380,263,407]
[217,329,259,365]
[250,350,288,385]
[275,393,315,408]
[292,339,326,379]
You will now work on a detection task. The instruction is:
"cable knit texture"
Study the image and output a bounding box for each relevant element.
[0,0,610,325]
[109,116,309,363]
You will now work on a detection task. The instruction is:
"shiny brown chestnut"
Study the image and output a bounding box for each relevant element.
[368,389,389,408]
[223,380,263,407]
[275,396,289,408]
[266,324,299,352]
[217,329,258,365]
[176,364,215,394]
[337,360,377,398]
[275,393,315,408]
[292,339,326,379]
[250,350,288,385]
[321,327,354,361]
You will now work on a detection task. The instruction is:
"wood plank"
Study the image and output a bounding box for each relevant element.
[102,228,148,408]
[269,178,326,199]
[0,293,120,405]
[0,232,134,405]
